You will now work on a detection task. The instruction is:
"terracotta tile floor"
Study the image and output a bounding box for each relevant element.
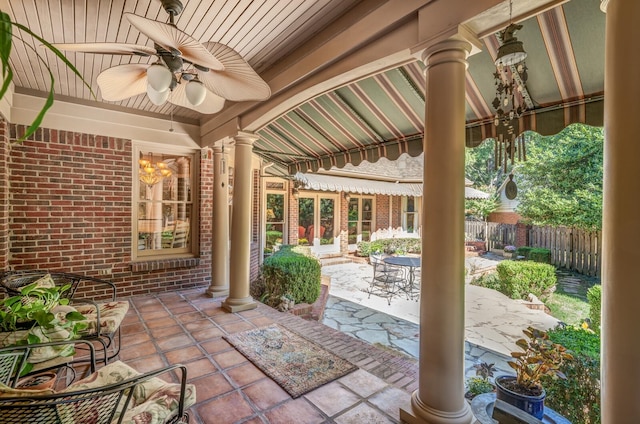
[119,288,419,424]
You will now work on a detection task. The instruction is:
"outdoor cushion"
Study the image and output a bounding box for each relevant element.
[0,381,55,397]
[75,300,130,335]
[63,360,196,424]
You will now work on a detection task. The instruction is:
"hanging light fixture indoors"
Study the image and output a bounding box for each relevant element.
[139,153,173,187]
[492,0,530,172]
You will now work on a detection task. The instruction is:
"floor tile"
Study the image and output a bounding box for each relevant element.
[212,349,249,369]
[191,326,225,342]
[265,398,326,424]
[224,362,266,387]
[303,381,361,417]
[199,338,232,355]
[196,391,255,424]
[338,369,388,398]
[156,333,195,350]
[368,386,412,419]
[243,378,290,410]
[144,316,179,329]
[150,324,185,339]
[334,402,395,424]
[191,372,234,400]
[183,357,218,379]
[165,345,205,365]
[118,340,158,361]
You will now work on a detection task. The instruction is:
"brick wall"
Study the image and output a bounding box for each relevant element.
[0,118,8,270]
[488,211,522,225]
[3,124,213,299]
[375,194,390,230]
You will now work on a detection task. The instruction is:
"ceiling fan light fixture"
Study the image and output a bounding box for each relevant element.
[185,78,206,106]
[147,85,170,105]
[147,63,172,92]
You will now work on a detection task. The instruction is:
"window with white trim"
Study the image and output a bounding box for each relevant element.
[134,145,198,259]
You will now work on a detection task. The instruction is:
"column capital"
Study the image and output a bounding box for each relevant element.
[233,131,259,146]
[417,39,472,69]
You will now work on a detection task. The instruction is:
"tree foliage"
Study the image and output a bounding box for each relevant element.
[515,124,603,230]
[465,138,506,188]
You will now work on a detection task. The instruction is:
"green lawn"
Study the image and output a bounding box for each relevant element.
[545,290,590,326]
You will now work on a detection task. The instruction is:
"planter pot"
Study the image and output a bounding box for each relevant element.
[17,371,57,391]
[495,375,545,420]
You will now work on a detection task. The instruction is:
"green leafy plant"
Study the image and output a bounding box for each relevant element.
[0,11,94,141]
[465,361,496,399]
[587,285,601,333]
[357,238,421,257]
[544,325,601,423]
[505,327,573,396]
[495,260,557,300]
[0,281,88,375]
[261,246,321,306]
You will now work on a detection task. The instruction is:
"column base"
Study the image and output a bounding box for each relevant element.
[206,285,229,298]
[222,296,257,313]
[400,391,474,424]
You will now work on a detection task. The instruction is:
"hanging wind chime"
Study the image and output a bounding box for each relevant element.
[492,0,530,172]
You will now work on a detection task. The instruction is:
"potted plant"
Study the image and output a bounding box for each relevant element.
[495,326,573,419]
[465,361,496,400]
[0,279,88,375]
[503,245,517,258]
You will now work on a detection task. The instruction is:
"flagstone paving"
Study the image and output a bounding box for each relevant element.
[321,254,562,373]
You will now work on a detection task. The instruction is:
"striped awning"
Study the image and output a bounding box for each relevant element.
[255,0,605,174]
[294,173,490,199]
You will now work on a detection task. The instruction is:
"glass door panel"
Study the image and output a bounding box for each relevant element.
[298,197,315,245]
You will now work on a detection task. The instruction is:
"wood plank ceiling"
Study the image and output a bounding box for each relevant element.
[1,0,605,174]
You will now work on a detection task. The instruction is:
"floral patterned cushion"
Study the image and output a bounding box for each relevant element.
[75,301,130,335]
[62,361,195,424]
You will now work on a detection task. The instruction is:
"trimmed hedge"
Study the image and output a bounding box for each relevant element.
[515,246,551,263]
[261,245,321,307]
[356,238,421,257]
[544,326,601,424]
[587,285,602,332]
[495,260,557,300]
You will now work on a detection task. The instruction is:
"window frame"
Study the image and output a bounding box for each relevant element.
[263,178,288,257]
[347,195,375,247]
[132,143,200,261]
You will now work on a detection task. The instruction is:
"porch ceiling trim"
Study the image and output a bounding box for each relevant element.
[294,172,490,199]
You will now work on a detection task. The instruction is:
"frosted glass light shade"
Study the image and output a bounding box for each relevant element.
[147,63,172,92]
[185,79,206,106]
[147,85,170,105]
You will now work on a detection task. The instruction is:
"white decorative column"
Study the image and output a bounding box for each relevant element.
[601,0,640,422]
[401,38,473,424]
[207,144,230,298]
[222,133,258,312]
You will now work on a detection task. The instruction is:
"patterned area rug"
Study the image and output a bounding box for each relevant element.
[224,324,357,398]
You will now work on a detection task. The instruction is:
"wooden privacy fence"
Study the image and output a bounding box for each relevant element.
[464,220,602,277]
[465,221,516,250]
[528,225,601,277]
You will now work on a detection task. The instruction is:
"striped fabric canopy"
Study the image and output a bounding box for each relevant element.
[255,0,604,174]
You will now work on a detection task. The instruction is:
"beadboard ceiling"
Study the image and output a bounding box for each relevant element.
[1,0,606,174]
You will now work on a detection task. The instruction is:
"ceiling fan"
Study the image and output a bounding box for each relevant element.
[52,0,271,114]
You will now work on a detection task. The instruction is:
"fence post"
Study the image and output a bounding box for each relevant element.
[515,222,528,247]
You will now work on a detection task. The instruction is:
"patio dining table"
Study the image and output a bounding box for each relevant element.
[383,256,421,300]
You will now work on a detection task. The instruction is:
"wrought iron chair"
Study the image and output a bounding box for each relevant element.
[0,360,195,424]
[0,339,97,389]
[0,270,129,363]
[364,254,406,305]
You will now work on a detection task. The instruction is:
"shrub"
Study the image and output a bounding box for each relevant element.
[529,248,551,263]
[544,326,601,424]
[466,377,494,397]
[356,238,421,257]
[587,285,602,332]
[495,260,557,300]
[470,272,501,291]
[265,230,282,246]
[261,246,321,307]
[516,246,533,258]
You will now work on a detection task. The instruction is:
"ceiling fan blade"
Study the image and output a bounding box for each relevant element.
[197,42,271,102]
[97,64,149,101]
[125,13,224,71]
[169,83,225,114]
[51,42,156,56]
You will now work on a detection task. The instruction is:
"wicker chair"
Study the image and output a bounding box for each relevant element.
[0,270,130,362]
[0,360,195,424]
